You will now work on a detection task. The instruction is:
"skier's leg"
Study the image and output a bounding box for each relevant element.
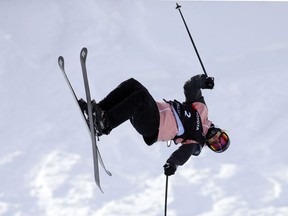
[96,78,159,140]
[98,78,144,111]
[105,87,155,129]
[130,96,160,145]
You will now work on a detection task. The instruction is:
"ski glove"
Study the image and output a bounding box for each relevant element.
[163,162,177,176]
[204,76,215,89]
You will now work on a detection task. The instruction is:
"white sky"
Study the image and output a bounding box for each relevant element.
[0,1,288,215]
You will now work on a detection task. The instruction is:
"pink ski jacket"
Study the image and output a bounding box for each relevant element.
[156,101,212,144]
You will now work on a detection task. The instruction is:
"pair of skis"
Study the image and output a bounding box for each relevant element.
[58,47,111,192]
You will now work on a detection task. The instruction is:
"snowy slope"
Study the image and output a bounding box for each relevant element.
[1,1,288,216]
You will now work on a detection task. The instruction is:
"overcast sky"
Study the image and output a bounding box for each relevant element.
[1,1,288,216]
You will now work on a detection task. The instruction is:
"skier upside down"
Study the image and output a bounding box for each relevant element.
[79,74,230,176]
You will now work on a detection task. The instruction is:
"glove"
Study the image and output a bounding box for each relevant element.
[163,162,177,176]
[204,76,214,89]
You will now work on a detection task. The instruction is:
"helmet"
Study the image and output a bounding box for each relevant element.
[206,126,230,153]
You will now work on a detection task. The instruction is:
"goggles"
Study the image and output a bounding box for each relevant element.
[207,129,230,153]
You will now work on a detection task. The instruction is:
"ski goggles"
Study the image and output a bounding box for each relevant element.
[207,130,230,153]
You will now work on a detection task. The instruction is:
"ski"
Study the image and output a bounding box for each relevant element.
[58,50,111,192]
[78,48,112,178]
[79,47,102,192]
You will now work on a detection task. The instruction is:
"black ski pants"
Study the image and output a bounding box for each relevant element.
[98,78,159,144]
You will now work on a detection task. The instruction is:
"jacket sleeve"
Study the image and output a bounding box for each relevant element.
[184,74,207,104]
[166,143,203,166]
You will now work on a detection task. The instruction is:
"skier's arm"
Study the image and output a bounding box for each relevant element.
[163,143,202,176]
[184,74,214,103]
[167,143,202,165]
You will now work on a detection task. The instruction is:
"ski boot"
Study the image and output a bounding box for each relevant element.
[78,98,111,136]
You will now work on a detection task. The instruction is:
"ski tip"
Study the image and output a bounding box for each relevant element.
[81,47,87,52]
[80,47,88,60]
[176,2,181,10]
[58,56,64,68]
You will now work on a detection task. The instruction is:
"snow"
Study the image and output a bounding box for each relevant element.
[1,1,288,216]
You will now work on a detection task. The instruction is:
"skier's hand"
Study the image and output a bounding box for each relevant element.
[163,163,177,176]
[205,76,214,89]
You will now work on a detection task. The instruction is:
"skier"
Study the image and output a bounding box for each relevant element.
[79,74,230,176]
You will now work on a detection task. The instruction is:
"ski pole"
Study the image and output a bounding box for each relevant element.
[176,3,208,77]
[164,175,169,216]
